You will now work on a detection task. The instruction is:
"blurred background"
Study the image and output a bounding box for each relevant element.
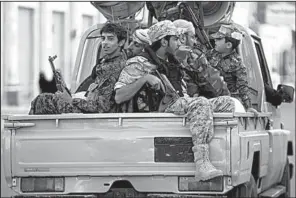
[1,2,295,112]
[1,2,294,113]
[0,1,295,197]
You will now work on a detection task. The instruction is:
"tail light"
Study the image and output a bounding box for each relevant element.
[179,176,223,192]
[21,177,64,192]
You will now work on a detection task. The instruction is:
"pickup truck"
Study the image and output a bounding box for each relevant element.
[1,2,295,198]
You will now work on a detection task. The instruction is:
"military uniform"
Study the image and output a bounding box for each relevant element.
[164,87,234,181]
[115,20,235,181]
[205,49,251,109]
[29,53,126,114]
[208,24,252,110]
[182,51,230,98]
[172,19,230,99]
[115,54,160,112]
[116,54,235,180]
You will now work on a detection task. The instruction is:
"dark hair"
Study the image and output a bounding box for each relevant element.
[225,36,240,50]
[100,23,127,43]
[150,35,172,51]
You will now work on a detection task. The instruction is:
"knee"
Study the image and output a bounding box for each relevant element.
[187,97,211,114]
[221,96,235,105]
[191,96,210,106]
[194,97,210,107]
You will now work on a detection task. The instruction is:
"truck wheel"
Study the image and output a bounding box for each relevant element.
[279,159,290,198]
[228,175,257,198]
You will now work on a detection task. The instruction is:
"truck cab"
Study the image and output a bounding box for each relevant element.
[1,2,294,198]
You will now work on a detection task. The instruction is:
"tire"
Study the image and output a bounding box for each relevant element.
[228,175,258,198]
[279,159,290,198]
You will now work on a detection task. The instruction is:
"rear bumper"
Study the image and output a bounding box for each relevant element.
[147,194,227,198]
[15,194,226,198]
[15,195,96,198]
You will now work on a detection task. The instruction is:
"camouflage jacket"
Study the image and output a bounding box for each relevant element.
[115,54,162,112]
[29,53,127,115]
[114,50,181,113]
[75,53,127,113]
[182,49,230,99]
[206,49,252,109]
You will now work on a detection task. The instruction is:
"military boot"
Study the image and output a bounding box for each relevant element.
[192,144,223,181]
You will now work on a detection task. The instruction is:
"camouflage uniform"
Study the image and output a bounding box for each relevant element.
[208,25,252,109]
[29,53,126,114]
[115,55,160,112]
[205,49,251,109]
[115,20,235,181]
[164,94,234,181]
[182,51,230,98]
[171,20,235,180]
[172,19,229,98]
[116,54,235,182]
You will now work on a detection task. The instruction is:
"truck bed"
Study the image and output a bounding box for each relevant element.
[4,112,288,196]
[3,113,237,178]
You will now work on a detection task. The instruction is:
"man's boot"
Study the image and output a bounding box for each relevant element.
[192,144,223,181]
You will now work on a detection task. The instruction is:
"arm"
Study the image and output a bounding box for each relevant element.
[187,53,230,97]
[114,60,148,104]
[264,82,283,106]
[114,57,165,104]
[235,62,252,109]
[199,63,230,97]
[115,76,147,104]
[115,74,164,104]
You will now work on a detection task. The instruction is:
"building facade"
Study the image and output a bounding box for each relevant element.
[1,2,295,114]
[254,2,295,88]
[1,2,107,113]
[233,2,295,88]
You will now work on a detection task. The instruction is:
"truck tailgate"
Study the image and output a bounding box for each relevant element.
[5,113,235,177]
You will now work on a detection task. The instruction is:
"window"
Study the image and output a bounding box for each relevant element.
[52,11,65,74]
[252,36,273,87]
[82,14,94,33]
[73,28,102,92]
[238,34,259,109]
[18,7,34,106]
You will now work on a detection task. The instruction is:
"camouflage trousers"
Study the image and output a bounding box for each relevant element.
[29,92,112,115]
[165,96,235,144]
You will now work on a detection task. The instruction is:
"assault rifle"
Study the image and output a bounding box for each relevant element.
[48,55,72,96]
[152,2,213,50]
[179,2,213,50]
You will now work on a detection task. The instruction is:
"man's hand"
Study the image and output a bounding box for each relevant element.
[54,69,67,88]
[176,45,192,60]
[144,74,165,92]
[189,52,200,61]
[192,48,203,56]
[277,85,292,102]
[56,90,72,103]
[186,82,199,97]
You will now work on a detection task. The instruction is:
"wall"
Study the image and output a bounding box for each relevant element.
[1,2,105,113]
